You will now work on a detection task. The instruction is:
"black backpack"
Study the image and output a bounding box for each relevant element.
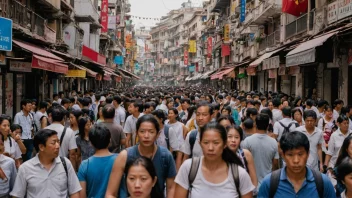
[269,168,324,198]
[188,130,198,158]
[188,157,241,197]
[278,121,299,137]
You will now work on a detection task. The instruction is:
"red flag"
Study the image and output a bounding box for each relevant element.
[282,0,308,17]
[100,0,108,32]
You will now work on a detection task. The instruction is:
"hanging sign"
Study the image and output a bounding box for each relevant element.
[184,49,189,65]
[268,69,277,78]
[189,40,196,53]
[207,37,212,58]
[240,0,246,22]
[224,24,230,42]
[100,0,108,32]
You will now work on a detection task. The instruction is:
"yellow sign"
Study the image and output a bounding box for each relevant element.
[188,40,196,53]
[66,70,86,78]
[224,24,230,42]
[231,0,239,14]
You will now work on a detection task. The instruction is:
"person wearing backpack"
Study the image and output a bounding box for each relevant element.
[180,102,213,162]
[273,106,299,141]
[10,129,82,198]
[258,131,336,198]
[174,122,255,198]
[105,115,176,198]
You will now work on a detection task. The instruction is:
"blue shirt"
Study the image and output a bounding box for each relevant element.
[119,145,177,197]
[77,154,117,198]
[258,167,336,198]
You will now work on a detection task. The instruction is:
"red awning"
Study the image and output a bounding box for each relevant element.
[211,67,234,80]
[32,55,68,74]
[13,40,63,61]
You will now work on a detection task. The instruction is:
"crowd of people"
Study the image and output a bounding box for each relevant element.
[0,86,351,197]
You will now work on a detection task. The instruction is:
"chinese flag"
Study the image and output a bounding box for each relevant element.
[282,0,308,17]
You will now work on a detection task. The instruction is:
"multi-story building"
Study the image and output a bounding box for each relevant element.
[0,0,138,116]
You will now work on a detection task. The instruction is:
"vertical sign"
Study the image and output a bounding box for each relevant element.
[0,17,12,51]
[224,24,230,42]
[101,0,108,32]
[240,0,246,22]
[207,37,212,58]
[327,1,338,24]
[184,49,188,65]
[189,40,196,53]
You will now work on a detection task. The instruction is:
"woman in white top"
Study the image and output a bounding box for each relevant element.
[318,105,337,149]
[69,110,83,136]
[0,116,25,168]
[0,131,17,197]
[325,115,351,168]
[151,110,168,149]
[175,122,255,198]
[167,108,187,170]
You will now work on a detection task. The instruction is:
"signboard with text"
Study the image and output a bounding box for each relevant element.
[100,0,108,32]
[0,17,12,51]
[10,60,31,72]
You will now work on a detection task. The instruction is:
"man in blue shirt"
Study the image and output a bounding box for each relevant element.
[258,131,336,198]
[77,123,117,198]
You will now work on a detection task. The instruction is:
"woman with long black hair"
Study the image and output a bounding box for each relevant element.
[76,117,95,170]
[174,122,255,198]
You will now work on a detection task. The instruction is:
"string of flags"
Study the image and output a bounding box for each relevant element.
[130,15,161,21]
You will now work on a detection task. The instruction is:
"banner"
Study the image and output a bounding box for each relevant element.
[184,49,189,65]
[114,56,124,64]
[207,37,212,58]
[240,0,246,22]
[221,44,230,57]
[224,24,230,42]
[189,40,196,53]
[100,0,108,32]
[66,70,86,78]
[282,0,308,17]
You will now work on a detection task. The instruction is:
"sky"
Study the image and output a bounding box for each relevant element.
[130,0,205,29]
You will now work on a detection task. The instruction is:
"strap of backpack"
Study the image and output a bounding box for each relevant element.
[188,157,201,192]
[60,156,68,177]
[311,168,324,198]
[269,169,282,198]
[164,125,170,150]
[60,126,67,146]
[189,130,197,157]
[230,163,241,198]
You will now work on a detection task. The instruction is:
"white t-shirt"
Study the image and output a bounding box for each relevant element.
[45,123,78,157]
[114,106,126,126]
[175,157,255,198]
[180,130,203,157]
[166,121,185,151]
[4,138,22,160]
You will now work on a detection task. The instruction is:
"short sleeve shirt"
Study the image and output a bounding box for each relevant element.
[101,122,126,153]
[75,136,95,161]
[180,130,203,157]
[175,157,255,198]
[123,113,144,146]
[296,126,324,170]
[4,138,22,160]
[10,155,82,198]
[273,118,298,141]
[45,123,77,157]
[114,106,126,126]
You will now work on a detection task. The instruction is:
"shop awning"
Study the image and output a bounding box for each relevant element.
[118,68,141,80]
[190,73,203,81]
[32,55,68,74]
[211,67,234,80]
[201,70,217,79]
[249,47,284,67]
[185,76,192,81]
[13,40,63,61]
[286,32,337,67]
[103,74,111,81]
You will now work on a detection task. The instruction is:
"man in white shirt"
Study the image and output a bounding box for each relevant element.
[45,106,77,170]
[333,99,344,121]
[272,98,283,124]
[296,110,324,171]
[113,95,126,127]
[124,100,144,147]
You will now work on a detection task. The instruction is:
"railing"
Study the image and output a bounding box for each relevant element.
[259,30,281,51]
[0,0,46,37]
[285,10,315,39]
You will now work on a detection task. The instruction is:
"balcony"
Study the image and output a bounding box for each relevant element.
[285,10,315,39]
[74,0,99,23]
[244,11,254,25]
[258,30,281,52]
[252,0,282,25]
[0,0,48,37]
[37,0,60,12]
